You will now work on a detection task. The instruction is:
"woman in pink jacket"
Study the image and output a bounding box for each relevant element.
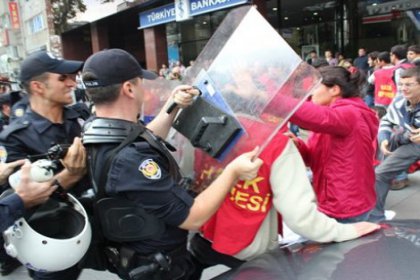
[290,66,379,222]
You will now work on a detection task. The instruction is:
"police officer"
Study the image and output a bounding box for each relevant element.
[0,92,11,132]
[81,49,262,280]
[0,51,88,279]
[0,149,89,232]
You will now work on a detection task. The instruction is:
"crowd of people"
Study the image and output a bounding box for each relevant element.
[0,42,418,280]
[158,60,194,81]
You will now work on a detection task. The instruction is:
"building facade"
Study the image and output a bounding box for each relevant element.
[1,0,419,78]
[61,0,420,72]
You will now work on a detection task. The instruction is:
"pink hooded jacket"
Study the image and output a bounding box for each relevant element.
[290,97,378,218]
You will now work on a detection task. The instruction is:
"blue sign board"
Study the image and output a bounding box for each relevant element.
[139,3,176,29]
[139,0,249,29]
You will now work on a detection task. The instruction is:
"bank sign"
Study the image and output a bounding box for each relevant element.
[139,0,249,29]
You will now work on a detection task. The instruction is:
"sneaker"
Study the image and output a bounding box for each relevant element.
[0,257,21,276]
[390,178,410,190]
[385,210,396,220]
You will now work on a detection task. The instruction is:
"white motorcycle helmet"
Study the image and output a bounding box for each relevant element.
[3,193,92,272]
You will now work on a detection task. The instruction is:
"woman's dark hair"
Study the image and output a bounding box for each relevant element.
[377,51,391,64]
[319,66,365,98]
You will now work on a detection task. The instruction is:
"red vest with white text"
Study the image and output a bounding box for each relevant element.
[198,124,289,255]
[374,63,413,106]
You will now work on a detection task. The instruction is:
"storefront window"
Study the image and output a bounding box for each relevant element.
[166,10,228,66]
[266,0,343,61]
[358,0,420,52]
[266,0,419,61]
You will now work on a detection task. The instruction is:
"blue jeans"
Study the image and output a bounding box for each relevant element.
[368,143,420,222]
[333,210,371,224]
[364,94,374,107]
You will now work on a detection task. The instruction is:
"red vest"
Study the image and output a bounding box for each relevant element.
[199,126,289,255]
[374,63,413,106]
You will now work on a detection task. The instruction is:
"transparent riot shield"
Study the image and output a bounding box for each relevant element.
[141,78,181,124]
[144,6,321,189]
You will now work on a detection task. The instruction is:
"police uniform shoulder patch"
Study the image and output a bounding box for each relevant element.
[139,159,161,180]
[0,146,7,163]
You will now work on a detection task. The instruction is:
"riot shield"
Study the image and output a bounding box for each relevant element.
[143,6,321,188]
[173,5,320,160]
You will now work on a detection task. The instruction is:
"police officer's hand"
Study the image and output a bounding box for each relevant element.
[60,137,86,175]
[380,139,392,156]
[226,147,263,181]
[0,159,26,185]
[170,85,199,109]
[15,161,57,208]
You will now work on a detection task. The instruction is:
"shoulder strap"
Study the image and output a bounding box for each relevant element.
[95,125,145,199]
[139,129,182,182]
[91,123,182,199]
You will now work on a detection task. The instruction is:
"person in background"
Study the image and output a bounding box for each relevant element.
[353,47,369,73]
[368,51,394,107]
[168,65,183,81]
[369,66,420,222]
[407,45,420,66]
[325,50,337,66]
[337,52,346,67]
[307,50,318,65]
[159,64,169,79]
[364,51,380,107]
[343,59,358,74]
[0,93,11,132]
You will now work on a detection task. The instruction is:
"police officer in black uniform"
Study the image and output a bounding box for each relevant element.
[0,93,11,132]
[0,51,88,279]
[81,49,262,280]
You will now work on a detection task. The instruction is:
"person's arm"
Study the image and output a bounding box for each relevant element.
[377,97,404,153]
[179,147,263,230]
[146,85,199,139]
[271,140,379,242]
[55,137,86,189]
[0,194,25,232]
[0,161,56,231]
[290,101,354,136]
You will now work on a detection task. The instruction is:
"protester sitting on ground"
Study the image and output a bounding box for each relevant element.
[369,66,420,222]
[189,108,379,271]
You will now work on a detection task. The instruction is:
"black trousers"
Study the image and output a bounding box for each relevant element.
[189,234,244,269]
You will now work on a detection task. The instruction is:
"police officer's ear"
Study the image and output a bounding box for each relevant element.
[29,80,46,96]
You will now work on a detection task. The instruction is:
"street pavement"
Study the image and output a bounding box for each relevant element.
[2,171,420,280]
